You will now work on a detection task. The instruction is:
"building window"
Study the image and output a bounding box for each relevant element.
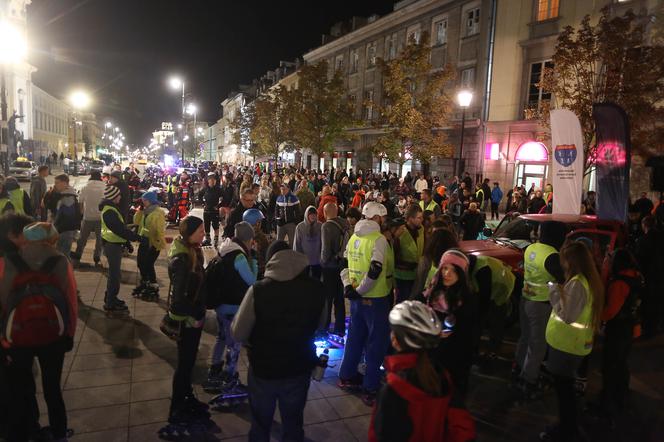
[527,60,554,109]
[434,18,448,45]
[350,48,359,73]
[407,25,421,44]
[363,90,374,121]
[385,33,397,60]
[536,0,559,21]
[466,7,480,36]
[460,67,476,88]
[335,54,344,71]
[366,42,377,68]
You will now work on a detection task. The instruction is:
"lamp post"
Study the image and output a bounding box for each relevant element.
[169,77,186,165]
[186,103,197,166]
[69,90,91,177]
[456,90,473,179]
[0,21,27,176]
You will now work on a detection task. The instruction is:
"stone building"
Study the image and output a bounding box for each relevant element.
[31,84,70,158]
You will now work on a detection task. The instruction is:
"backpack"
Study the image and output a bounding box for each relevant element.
[55,194,82,231]
[1,255,70,349]
[612,274,644,325]
[329,219,350,262]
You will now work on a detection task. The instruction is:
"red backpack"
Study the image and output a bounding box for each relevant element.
[1,255,70,349]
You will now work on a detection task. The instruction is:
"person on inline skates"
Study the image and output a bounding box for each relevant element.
[132,191,166,301]
[198,173,224,247]
[160,216,211,438]
[202,222,257,400]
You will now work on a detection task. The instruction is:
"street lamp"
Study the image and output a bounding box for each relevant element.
[456,90,473,179]
[69,90,91,176]
[169,76,186,164]
[186,104,198,164]
[0,21,27,176]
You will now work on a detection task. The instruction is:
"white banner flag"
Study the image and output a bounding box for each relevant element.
[550,109,584,215]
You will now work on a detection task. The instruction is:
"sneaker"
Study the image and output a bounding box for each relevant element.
[361,390,377,407]
[337,376,363,391]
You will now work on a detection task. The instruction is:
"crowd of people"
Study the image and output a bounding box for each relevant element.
[0,159,662,441]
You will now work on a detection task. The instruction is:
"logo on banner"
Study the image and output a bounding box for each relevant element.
[554,144,577,167]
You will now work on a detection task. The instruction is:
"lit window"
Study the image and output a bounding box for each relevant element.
[407,25,421,44]
[466,8,480,36]
[363,90,374,120]
[527,60,554,109]
[366,42,377,68]
[434,19,448,45]
[385,34,397,60]
[460,68,475,88]
[350,49,359,73]
[537,0,559,21]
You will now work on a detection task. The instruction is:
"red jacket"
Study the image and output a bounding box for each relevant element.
[369,353,475,442]
[317,194,338,222]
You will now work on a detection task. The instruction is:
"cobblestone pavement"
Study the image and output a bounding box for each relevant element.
[27,199,664,441]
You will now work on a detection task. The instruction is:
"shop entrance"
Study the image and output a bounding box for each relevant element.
[513,141,549,189]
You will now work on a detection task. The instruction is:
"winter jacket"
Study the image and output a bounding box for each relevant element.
[100,200,141,243]
[53,186,80,233]
[317,194,338,223]
[231,249,325,379]
[167,237,206,324]
[459,210,484,241]
[491,187,503,204]
[275,191,300,226]
[133,204,166,250]
[213,238,257,307]
[0,243,78,338]
[321,216,350,268]
[79,179,106,221]
[293,206,322,266]
[114,179,131,222]
[295,188,315,215]
[198,184,224,213]
[29,175,47,216]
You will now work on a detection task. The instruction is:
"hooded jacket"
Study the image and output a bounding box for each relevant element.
[321,216,350,268]
[293,205,322,266]
[168,237,206,323]
[341,219,389,296]
[29,175,47,216]
[53,185,80,233]
[79,179,106,221]
[317,194,338,222]
[0,243,78,338]
[231,249,325,379]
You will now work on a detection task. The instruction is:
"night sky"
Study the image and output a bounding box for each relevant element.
[27,0,394,146]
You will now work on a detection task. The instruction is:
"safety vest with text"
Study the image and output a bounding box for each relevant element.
[395,227,424,281]
[101,205,126,244]
[346,230,390,298]
[523,242,557,302]
[546,274,594,356]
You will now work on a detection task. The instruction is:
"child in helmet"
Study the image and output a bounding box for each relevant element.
[242,208,269,278]
[370,300,475,442]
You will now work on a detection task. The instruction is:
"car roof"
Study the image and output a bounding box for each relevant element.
[518,213,622,228]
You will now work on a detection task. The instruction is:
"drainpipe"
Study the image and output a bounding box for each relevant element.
[480,0,498,180]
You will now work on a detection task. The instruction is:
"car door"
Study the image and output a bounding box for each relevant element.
[566,228,618,284]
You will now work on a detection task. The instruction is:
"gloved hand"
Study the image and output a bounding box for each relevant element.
[344,285,361,300]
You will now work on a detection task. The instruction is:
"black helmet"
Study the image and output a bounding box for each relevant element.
[389,300,441,350]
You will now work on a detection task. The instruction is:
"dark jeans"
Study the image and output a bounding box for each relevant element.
[137,240,160,283]
[322,267,345,335]
[491,202,499,219]
[306,265,321,281]
[395,278,414,304]
[339,296,391,392]
[547,347,583,437]
[601,323,633,415]
[171,326,202,415]
[103,242,123,307]
[6,339,68,440]
[203,211,220,237]
[248,368,310,442]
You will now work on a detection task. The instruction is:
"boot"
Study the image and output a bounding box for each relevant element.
[202,363,225,393]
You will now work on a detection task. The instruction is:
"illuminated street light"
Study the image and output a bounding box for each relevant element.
[0,21,27,64]
[455,90,473,178]
[105,121,113,128]
[186,103,197,116]
[69,90,91,110]
[115,127,120,132]
[169,77,182,91]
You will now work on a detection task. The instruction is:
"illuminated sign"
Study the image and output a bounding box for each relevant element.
[485,142,500,160]
[515,141,548,162]
[161,122,173,131]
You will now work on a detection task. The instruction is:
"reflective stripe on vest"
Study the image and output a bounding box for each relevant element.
[8,189,25,215]
[471,255,516,306]
[395,228,424,281]
[523,242,557,302]
[346,230,389,298]
[419,200,438,212]
[545,274,594,356]
[101,205,126,243]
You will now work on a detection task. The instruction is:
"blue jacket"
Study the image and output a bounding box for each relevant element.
[491,187,504,204]
[275,192,300,226]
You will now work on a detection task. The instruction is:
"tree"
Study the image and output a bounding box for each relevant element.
[538,7,664,172]
[231,100,262,161]
[249,86,297,162]
[290,61,357,160]
[372,32,455,174]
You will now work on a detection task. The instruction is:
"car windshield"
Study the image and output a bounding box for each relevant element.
[493,217,539,242]
[12,161,31,168]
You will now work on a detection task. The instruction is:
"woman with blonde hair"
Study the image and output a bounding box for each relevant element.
[540,240,604,441]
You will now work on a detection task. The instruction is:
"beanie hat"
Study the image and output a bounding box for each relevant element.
[141,191,159,205]
[182,216,203,237]
[266,240,290,261]
[440,249,469,274]
[234,221,255,242]
[104,185,121,201]
[24,222,59,242]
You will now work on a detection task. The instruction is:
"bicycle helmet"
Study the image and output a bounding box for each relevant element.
[242,208,265,226]
[389,300,441,350]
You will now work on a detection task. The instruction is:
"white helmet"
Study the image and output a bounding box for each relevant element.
[362,201,388,219]
[389,300,441,350]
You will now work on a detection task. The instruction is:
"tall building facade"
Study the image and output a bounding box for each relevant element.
[31,84,70,157]
[303,0,495,178]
